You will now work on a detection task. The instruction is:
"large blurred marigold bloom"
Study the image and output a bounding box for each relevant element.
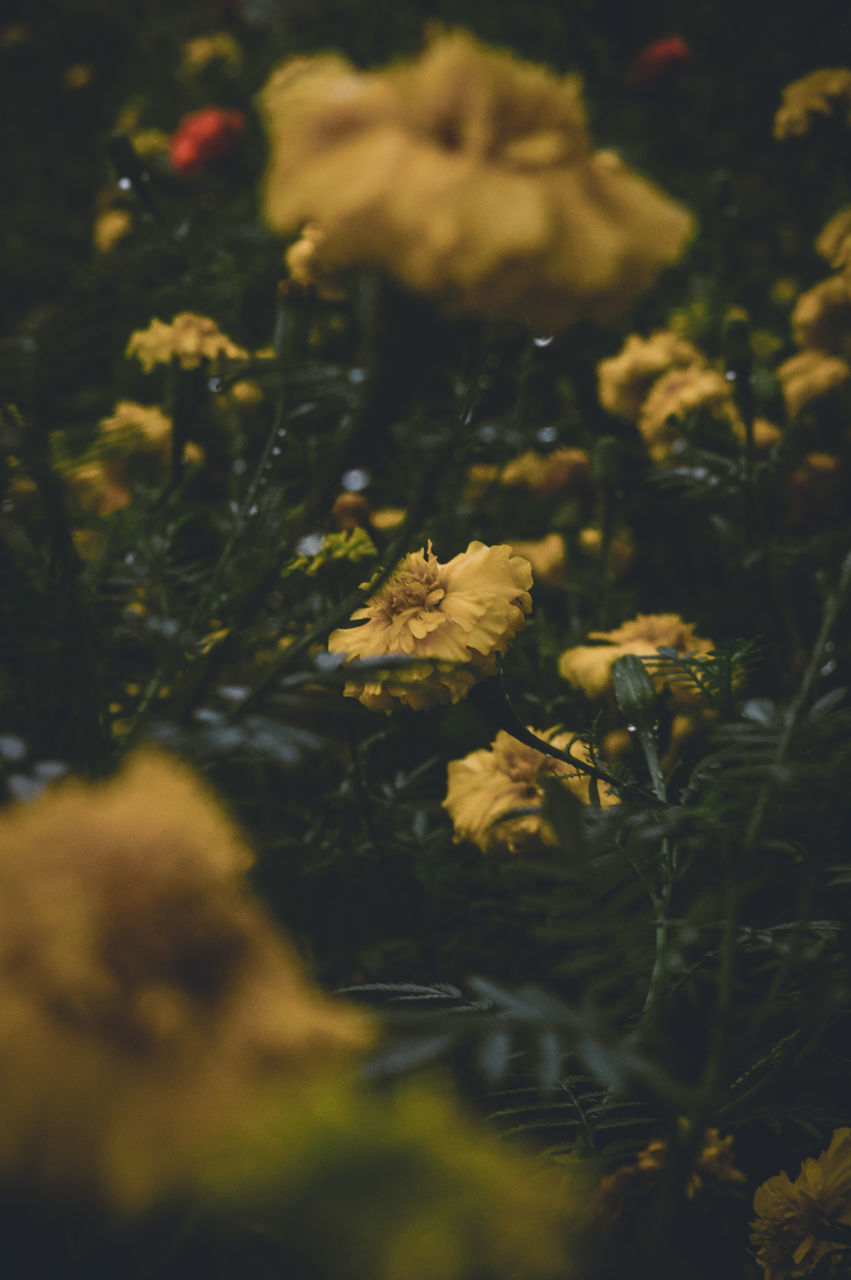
[259,30,693,329]
[559,612,714,703]
[751,1129,851,1280]
[0,750,372,1210]
[445,726,617,854]
[598,329,706,421]
[327,541,532,712]
[774,68,851,139]
[126,312,247,372]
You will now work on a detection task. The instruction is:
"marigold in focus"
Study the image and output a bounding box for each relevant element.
[444,726,617,854]
[597,329,706,421]
[791,275,851,355]
[559,612,715,703]
[126,312,248,372]
[0,750,372,1211]
[751,1128,851,1280]
[638,365,743,460]
[260,30,693,330]
[777,349,851,418]
[774,68,851,139]
[327,541,532,712]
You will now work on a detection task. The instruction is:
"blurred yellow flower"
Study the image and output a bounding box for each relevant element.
[93,207,132,253]
[327,540,532,711]
[637,365,743,461]
[751,1128,851,1280]
[0,750,372,1211]
[445,726,616,854]
[501,446,595,509]
[598,329,706,421]
[126,312,248,372]
[510,533,566,586]
[578,525,634,574]
[100,398,172,452]
[260,30,693,329]
[182,31,242,75]
[69,459,132,516]
[129,127,170,158]
[777,349,851,417]
[792,275,851,355]
[774,68,851,139]
[559,612,714,702]
[816,208,851,273]
[286,222,346,298]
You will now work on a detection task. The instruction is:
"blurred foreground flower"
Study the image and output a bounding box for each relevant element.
[444,726,617,854]
[126,312,247,371]
[751,1128,851,1279]
[559,612,714,703]
[327,541,532,711]
[260,30,693,329]
[0,751,371,1211]
[170,107,247,177]
[774,68,851,139]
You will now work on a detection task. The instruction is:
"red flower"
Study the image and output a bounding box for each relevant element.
[170,107,247,177]
[627,36,692,90]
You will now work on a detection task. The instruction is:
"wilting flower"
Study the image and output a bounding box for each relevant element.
[126,312,248,372]
[774,68,851,139]
[751,1128,851,1280]
[778,349,851,418]
[637,365,743,460]
[170,107,247,177]
[0,750,371,1210]
[816,208,851,273]
[791,275,851,355]
[327,541,532,712]
[627,36,692,90]
[559,612,715,703]
[597,329,706,421]
[260,30,693,330]
[444,726,617,854]
[93,207,132,253]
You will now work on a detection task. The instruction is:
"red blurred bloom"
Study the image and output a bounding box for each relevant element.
[170,107,247,177]
[627,36,692,90]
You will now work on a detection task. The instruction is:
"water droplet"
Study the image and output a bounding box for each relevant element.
[533,334,554,348]
[218,685,248,703]
[208,376,223,393]
[537,425,558,444]
[0,734,27,763]
[248,504,259,517]
[821,659,837,677]
[479,423,498,443]
[478,374,492,390]
[232,458,247,476]
[117,176,132,191]
[297,532,324,557]
[342,467,370,492]
[271,446,281,457]
[347,367,368,385]
[626,724,638,734]
[124,551,136,566]
[277,428,287,440]
[724,369,736,382]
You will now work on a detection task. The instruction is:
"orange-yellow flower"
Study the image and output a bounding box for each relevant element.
[777,349,851,418]
[327,541,532,712]
[558,612,715,703]
[637,365,743,461]
[444,726,617,854]
[126,312,247,372]
[0,750,372,1211]
[260,31,693,330]
[791,275,851,355]
[751,1129,851,1280]
[597,329,706,421]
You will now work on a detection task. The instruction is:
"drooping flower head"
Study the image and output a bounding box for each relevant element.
[751,1129,851,1280]
[260,30,693,330]
[597,329,706,422]
[774,68,851,139]
[327,541,532,712]
[0,750,372,1210]
[126,312,248,372]
[444,726,617,855]
[558,612,715,704]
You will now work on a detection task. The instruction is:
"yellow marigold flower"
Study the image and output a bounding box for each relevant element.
[285,222,345,298]
[93,207,132,253]
[597,329,706,421]
[182,31,242,75]
[69,459,132,516]
[751,1129,851,1280]
[501,446,595,508]
[559,612,714,703]
[792,275,851,354]
[778,349,851,417]
[260,31,693,330]
[100,399,172,456]
[0,750,372,1211]
[327,541,532,712]
[510,533,566,586]
[126,312,248,372]
[816,208,851,273]
[445,726,616,854]
[637,365,744,461]
[774,68,851,139]
[753,418,783,453]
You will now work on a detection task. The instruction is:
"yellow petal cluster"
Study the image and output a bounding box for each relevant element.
[327,541,532,712]
[260,30,693,329]
[751,1129,851,1280]
[791,274,851,355]
[559,612,714,702]
[777,349,851,418]
[598,329,706,421]
[99,398,173,457]
[126,312,248,372]
[816,208,851,273]
[0,750,372,1211]
[500,446,595,507]
[774,68,851,139]
[285,222,345,298]
[445,726,617,855]
[637,365,744,461]
[93,207,132,253]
